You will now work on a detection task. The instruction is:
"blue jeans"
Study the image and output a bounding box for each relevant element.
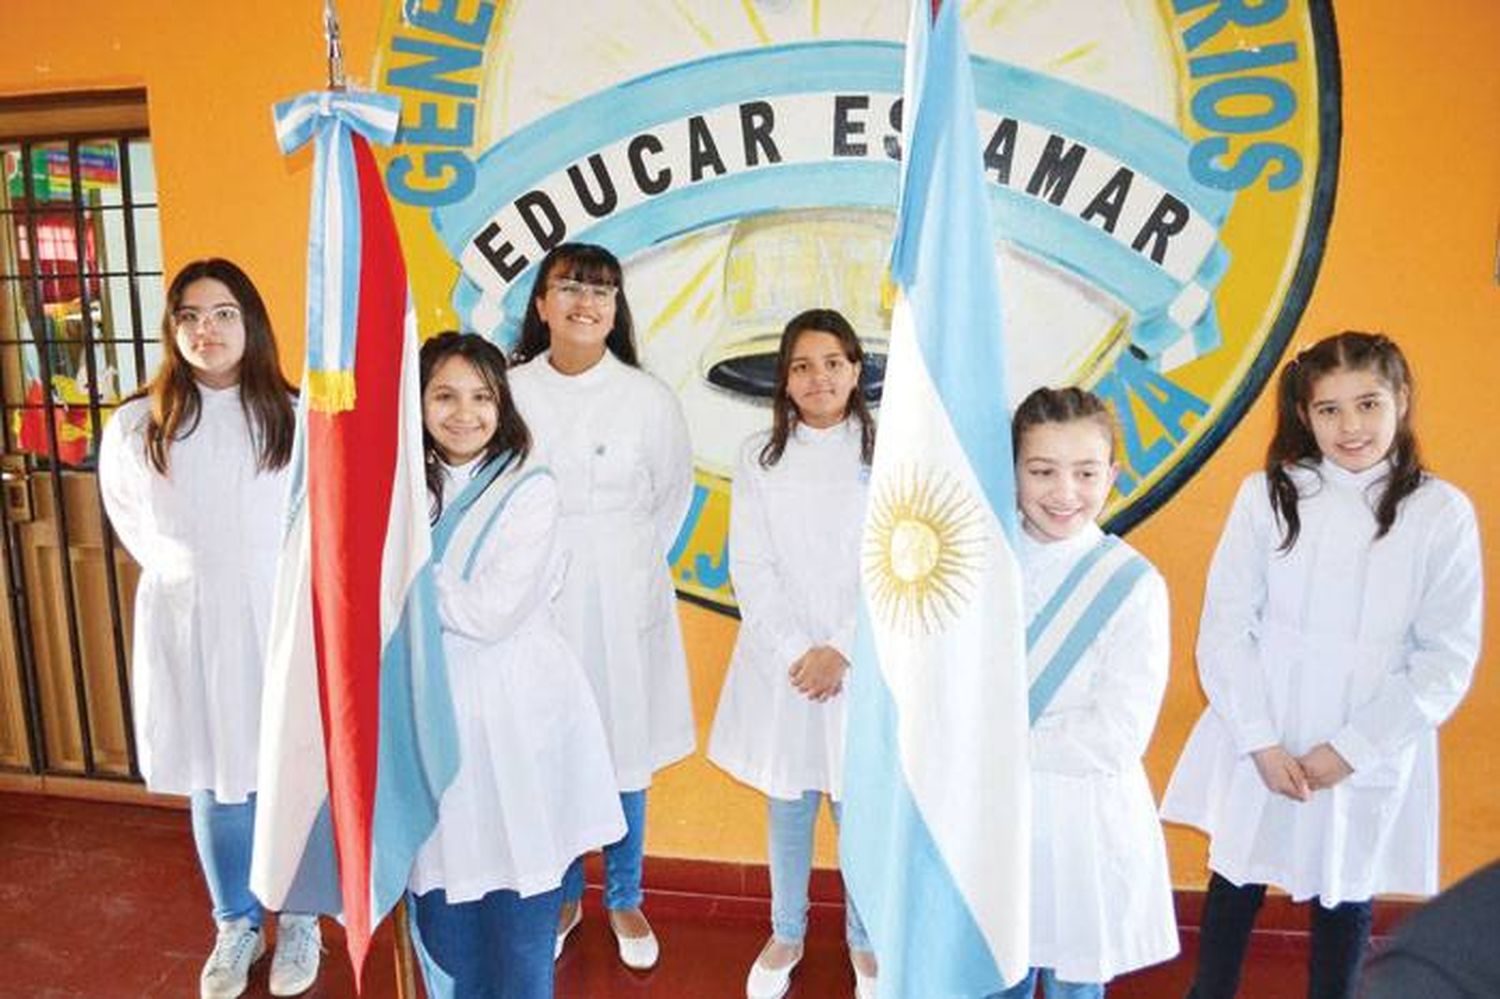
[991,968,1105,999]
[562,790,646,910]
[189,790,262,927]
[769,790,870,951]
[412,885,562,999]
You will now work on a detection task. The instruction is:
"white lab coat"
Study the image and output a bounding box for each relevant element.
[97,388,288,803]
[508,351,695,790]
[410,460,625,901]
[1162,462,1484,904]
[708,421,867,800]
[1019,525,1178,982]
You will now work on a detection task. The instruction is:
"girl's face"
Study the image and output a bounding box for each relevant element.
[1303,366,1406,473]
[173,277,246,389]
[534,262,617,358]
[1016,419,1116,542]
[786,329,860,429]
[423,355,499,465]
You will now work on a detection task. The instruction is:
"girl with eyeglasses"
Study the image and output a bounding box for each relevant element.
[99,259,322,999]
[707,309,879,999]
[509,243,695,971]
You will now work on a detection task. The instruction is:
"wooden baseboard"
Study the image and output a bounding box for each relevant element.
[593,854,1418,936]
[0,771,185,809]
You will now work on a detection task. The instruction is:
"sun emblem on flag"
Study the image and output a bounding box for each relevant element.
[863,465,987,635]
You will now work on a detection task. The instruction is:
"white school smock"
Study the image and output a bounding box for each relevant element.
[97,388,288,803]
[410,460,626,902]
[1161,462,1483,905]
[708,421,867,801]
[1020,524,1178,982]
[508,351,696,790]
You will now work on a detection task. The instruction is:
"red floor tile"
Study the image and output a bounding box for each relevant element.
[0,792,1384,998]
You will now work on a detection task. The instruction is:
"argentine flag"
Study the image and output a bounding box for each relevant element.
[840,3,1031,996]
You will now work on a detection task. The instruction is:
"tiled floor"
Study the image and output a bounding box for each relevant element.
[0,792,1376,998]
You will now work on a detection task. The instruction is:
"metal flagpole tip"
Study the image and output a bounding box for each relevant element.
[323,0,346,91]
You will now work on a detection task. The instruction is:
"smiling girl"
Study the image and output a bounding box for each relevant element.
[408,332,623,999]
[508,243,695,970]
[988,387,1177,999]
[1163,332,1483,999]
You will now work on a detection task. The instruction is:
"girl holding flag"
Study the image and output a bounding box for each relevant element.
[509,243,695,970]
[98,258,322,999]
[408,332,624,999]
[707,309,879,999]
[990,387,1178,999]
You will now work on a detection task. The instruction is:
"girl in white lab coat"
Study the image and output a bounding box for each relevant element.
[508,244,694,970]
[987,387,1177,999]
[408,332,624,999]
[1162,331,1484,999]
[708,309,879,999]
[99,258,322,999]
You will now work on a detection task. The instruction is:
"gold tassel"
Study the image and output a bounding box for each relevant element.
[307,369,357,413]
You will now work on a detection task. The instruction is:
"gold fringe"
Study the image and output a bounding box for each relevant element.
[307,370,357,413]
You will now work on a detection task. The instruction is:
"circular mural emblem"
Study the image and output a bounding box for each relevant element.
[373,0,1339,615]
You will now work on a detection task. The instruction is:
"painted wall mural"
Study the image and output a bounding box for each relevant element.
[372,0,1339,614]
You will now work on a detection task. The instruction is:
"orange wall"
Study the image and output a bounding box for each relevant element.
[4,1,1496,889]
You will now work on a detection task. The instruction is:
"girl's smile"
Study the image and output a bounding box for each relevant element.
[423,356,499,465]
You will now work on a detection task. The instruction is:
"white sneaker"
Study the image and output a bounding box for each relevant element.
[269,913,322,997]
[200,917,265,999]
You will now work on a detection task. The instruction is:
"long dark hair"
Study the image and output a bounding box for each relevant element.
[513,243,638,367]
[140,258,295,475]
[1265,330,1422,550]
[758,308,876,468]
[420,332,532,520]
[1011,386,1117,461]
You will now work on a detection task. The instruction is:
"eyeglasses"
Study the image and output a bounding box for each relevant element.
[548,279,618,304]
[173,305,243,332]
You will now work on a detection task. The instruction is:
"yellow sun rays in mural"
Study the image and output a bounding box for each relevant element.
[863,465,988,636]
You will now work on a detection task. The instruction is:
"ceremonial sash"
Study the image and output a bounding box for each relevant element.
[431,453,551,576]
[1026,535,1151,725]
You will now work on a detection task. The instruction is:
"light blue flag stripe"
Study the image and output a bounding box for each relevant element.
[890,0,1017,536]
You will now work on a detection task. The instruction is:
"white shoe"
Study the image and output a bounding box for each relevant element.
[554,903,582,961]
[851,950,878,999]
[200,917,265,999]
[746,940,802,999]
[269,914,322,996]
[610,911,660,970]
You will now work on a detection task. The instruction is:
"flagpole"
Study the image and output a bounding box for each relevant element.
[392,898,420,999]
[317,10,420,998]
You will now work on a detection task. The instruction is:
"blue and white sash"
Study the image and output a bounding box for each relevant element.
[1026,535,1151,725]
[431,454,551,579]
